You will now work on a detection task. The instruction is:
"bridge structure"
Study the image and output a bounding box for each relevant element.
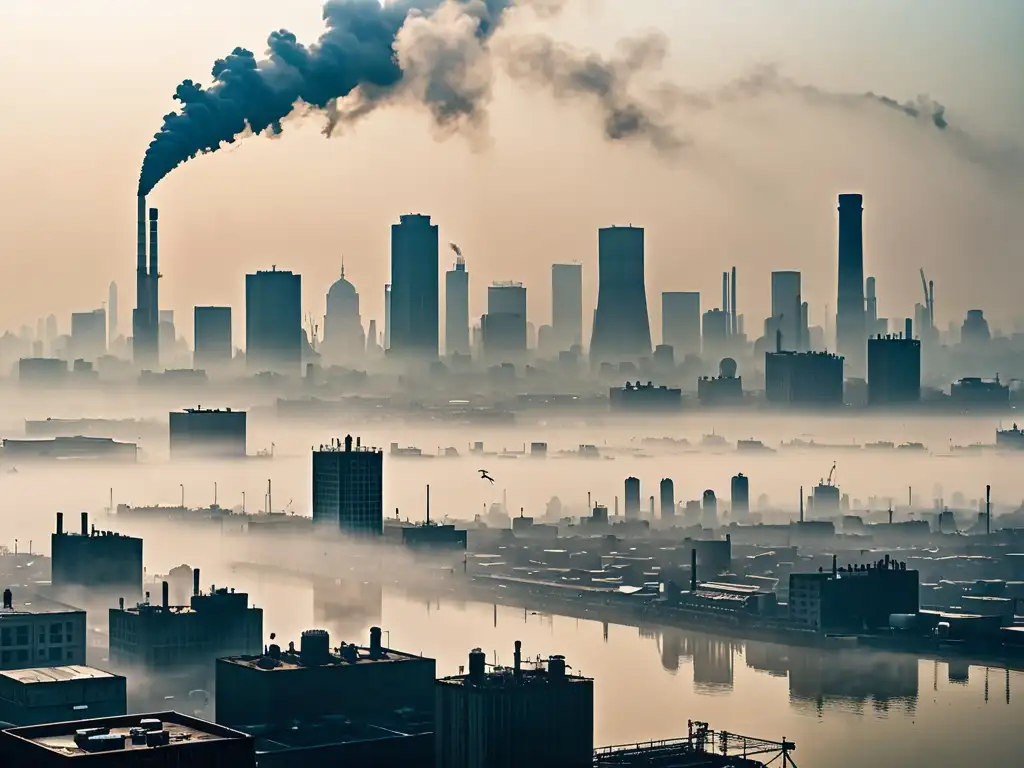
[594,721,797,767]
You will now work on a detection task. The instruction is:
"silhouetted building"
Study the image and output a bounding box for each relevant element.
[168,407,246,460]
[867,335,921,405]
[662,292,701,357]
[590,226,651,363]
[193,306,232,372]
[383,284,391,350]
[551,263,583,352]
[482,283,527,361]
[951,377,1009,406]
[0,666,126,725]
[51,513,142,599]
[108,282,119,347]
[446,257,470,356]
[836,194,866,376]
[71,309,107,362]
[609,381,681,411]
[865,276,887,337]
[961,309,991,346]
[385,521,467,550]
[702,491,718,528]
[2,436,136,462]
[245,267,301,375]
[312,436,383,536]
[731,474,749,518]
[0,712,255,766]
[390,214,439,360]
[702,308,729,361]
[765,351,844,406]
[660,479,675,520]
[0,593,86,670]
[133,202,160,369]
[770,271,803,351]
[18,358,67,386]
[322,266,365,365]
[697,358,743,405]
[435,647,593,768]
[624,477,640,520]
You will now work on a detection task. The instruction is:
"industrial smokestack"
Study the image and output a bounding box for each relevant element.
[136,196,147,280]
[193,568,200,597]
[161,580,169,610]
[514,640,522,681]
[80,512,88,537]
[722,271,729,333]
[832,554,838,576]
[905,317,913,340]
[690,548,698,592]
[799,486,804,523]
[56,512,63,536]
[149,208,160,362]
[986,484,991,535]
[731,266,737,336]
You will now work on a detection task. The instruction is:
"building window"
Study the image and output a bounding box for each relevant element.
[49,647,62,661]
[0,651,9,664]
[0,628,9,646]
[16,650,28,663]
[15,627,28,645]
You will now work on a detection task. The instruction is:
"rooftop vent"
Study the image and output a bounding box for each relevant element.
[300,629,331,666]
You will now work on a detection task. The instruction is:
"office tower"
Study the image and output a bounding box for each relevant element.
[867,335,921,405]
[624,477,641,519]
[702,490,718,528]
[731,474,750,518]
[322,266,365,365]
[482,283,527,360]
[245,267,302,375]
[662,292,701,357]
[70,309,106,361]
[660,478,675,519]
[390,214,439,360]
[702,308,729,362]
[836,194,866,377]
[771,271,803,351]
[445,256,470,356]
[312,435,383,536]
[194,306,232,371]
[383,284,391,351]
[551,263,583,352]
[107,281,118,347]
[590,226,651,362]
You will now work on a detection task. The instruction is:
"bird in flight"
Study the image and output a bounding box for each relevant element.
[479,469,495,484]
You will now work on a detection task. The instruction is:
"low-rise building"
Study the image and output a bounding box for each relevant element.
[0,666,126,726]
[168,407,246,460]
[51,512,143,602]
[0,591,86,671]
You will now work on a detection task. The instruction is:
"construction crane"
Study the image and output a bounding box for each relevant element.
[824,461,836,487]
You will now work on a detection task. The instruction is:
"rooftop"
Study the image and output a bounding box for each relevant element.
[0,593,83,617]
[2,712,249,757]
[0,666,116,686]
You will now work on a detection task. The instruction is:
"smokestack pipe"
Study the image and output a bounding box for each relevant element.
[731,266,737,336]
[722,272,729,333]
[832,554,837,577]
[776,329,782,353]
[690,548,698,592]
[370,626,382,657]
[986,484,991,535]
[799,487,804,523]
[80,512,88,537]
[426,485,430,525]
[905,317,913,340]
[148,209,160,362]
[56,512,63,536]
[193,568,200,597]
[136,196,147,278]
[161,580,169,610]
[514,640,522,681]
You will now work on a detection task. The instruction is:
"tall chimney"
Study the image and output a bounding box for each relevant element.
[905,318,913,340]
[799,487,804,523]
[193,568,200,597]
[832,554,838,576]
[56,512,64,536]
[722,272,730,333]
[690,548,698,592]
[514,640,522,681]
[161,580,169,610]
[148,208,160,363]
[426,485,430,525]
[80,512,88,537]
[731,266,738,336]
[370,626,383,657]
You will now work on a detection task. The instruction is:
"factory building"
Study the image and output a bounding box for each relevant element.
[312,436,383,536]
[51,513,142,601]
[697,358,744,405]
[245,267,302,375]
[951,377,1010,406]
[0,591,86,671]
[435,645,594,768]
[867,333,921,405]
[789,556,919,633]
[168,407,246,460]
[731,474,750,519]
[609,381,682,411]
[193,306,232,372]
[0,666,126,726]
[765,350,844,406]
[0,712,255,766]
[108,572,262,671]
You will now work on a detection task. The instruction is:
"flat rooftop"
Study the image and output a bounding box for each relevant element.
[438,667,592,690]
[0,666,116,686]
[221,644,427,672]
[0,594,83,617]
[3,712,248,757]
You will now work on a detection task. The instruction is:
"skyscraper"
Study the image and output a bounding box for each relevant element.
[551,263,583,352]
[661,292,701,357]
[107,281,118,347]
[71,309,106,361]
[624,477,641,519]
[245,267,302,375]
[702,308,729,363]
[322,266,365,365]
[836,194,866,377]
[384,284,391,351]
[194,306,232,372]
[390,214,439,360]
[445,257,470,356]
[771,271,803,351]
[312,435,383,536]
[482,282,527,361]
[590,226,651,363]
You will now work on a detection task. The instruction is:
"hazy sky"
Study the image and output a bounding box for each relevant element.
[1,0,1022,345]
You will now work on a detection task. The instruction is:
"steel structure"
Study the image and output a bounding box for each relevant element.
[594,721,797,767]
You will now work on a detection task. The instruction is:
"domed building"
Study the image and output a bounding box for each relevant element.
[322,266,365,365]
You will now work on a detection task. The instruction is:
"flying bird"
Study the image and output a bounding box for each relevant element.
[479,469,495,484]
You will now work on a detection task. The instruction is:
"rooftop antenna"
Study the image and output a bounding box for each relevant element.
[799,486,804,523]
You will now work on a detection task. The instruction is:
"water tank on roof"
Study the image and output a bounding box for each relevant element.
[300,629,331,666]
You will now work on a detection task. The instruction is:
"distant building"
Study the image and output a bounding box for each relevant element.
[482,283,527,361]
[169,407,246,460]
[435,646,593,768]
[390,214,439,360]
[701,491,718,528]
[1,436,136,462]
[51,513,142,600]
[322,266,365,366]
[384,522,467,550]
[193,306,232,372]
[0,712,255,766]
[71,309,107,362]
[0,592,86,671]
[18,358,68,386]
[551,264,583,352]
[591,226,652,363]
[731,474,750,518]
[0,666,126,726]
[961,309,991,346]
[245,267,302,375]
[446,257,470,357]
[701,309,729,361]
[770,271,804,351]
[867,335,921,405]
[662,292,701,358]
[697,358,743,405]
[609,381,682,412]
[951,377,1009,406]
[659,479,675,520]
[312,436,384,536]
[765,351,844,406]
[624,477,641,520]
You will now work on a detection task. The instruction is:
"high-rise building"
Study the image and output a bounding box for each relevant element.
[107,281,118,347]
[624,477,641,519]
[312,435,383,536]
[551,263,583,352]
[867,335,921,405]
[322,266,365,365]
[731,474,750,518]
[765,351,845,406]
[702,308,729,362]
[836,194,866,377]
[770,271,803,351]
[659,478,675,519]
[245,267,301,375]
[158,309,175,357]
[445,257,470,356]
[390,215,439,360]
[482,283,527,361]
[384,284,392,351]
[662,292,701,358]
[194,306,232,371]
[590,226,651,363]
[70,309,106,362]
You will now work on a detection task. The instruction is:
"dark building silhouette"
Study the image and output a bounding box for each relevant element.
[836,194,866,377]
[169,407,246,460]
[390,214,439,360]
[661,291,701,358]
[133,201,160,369]
[609,381,682,411]
[245,267,301,375]
[701,308,729,362]
[0,665,126,726]
[660,478,675,520]
[551,263,583,352]
[312,436,383,536]
[624,477,641,520]
[0,712,255,766]
[697,358,743,405]
[765,350,844,406]
[867,334,921,405]
[590,226,651,363]
[0,593,86,671]
[435,646,593,768]
[951,376,1010,406]
[18,358,68,386]
[445,256,470,356]
[701,491,718,528]
[770,271,804,351]
[193,306,232,371]
[961,309,991,345]
[51,513,142,599]
[71,309,107,362]
[731,474,750,518]
[482,283,527,361]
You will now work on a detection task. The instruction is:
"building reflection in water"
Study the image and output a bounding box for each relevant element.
[657,629,736,692]
[787,649,919,716]
[313,576,383,639]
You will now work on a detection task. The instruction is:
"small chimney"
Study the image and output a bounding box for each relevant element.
[344,435,353,452]
[548,655,566,681]
[799,486,804,523]
[161,581,169,610]
[369,626,383,657]
[832,554,838,576]
[119,597,124,610]
[884,554,890,569]
[468,648,486,684]
[56,512,64,536]
[986,484,992,535]
[690,548,698,592]
[426,485,430,525]
[514,640,522,681]
[80,512,88,537]
[193,568,200,597]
